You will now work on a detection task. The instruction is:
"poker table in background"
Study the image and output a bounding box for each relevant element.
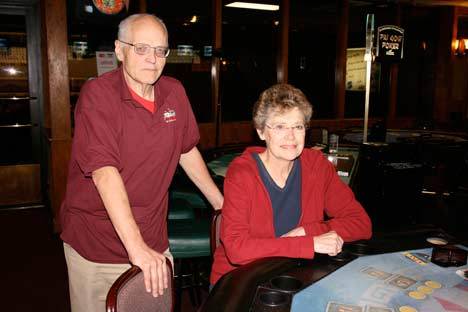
[168,146,246,213]
[204,144,360,186]
[199,226,468,312]
[341,129,467,145]
[206,152,241,177]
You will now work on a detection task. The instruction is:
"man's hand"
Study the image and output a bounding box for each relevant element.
[313,231,344,256]
[281,226,306,237]
[128,243,168,297]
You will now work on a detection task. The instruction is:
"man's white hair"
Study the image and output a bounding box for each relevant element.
[118,13,168,42]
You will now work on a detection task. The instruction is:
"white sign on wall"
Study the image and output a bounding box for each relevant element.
[346,48,366,91]
[96,51,118,76]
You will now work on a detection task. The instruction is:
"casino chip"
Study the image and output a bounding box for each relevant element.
[417,285,433,294]
[399,306,418,312]
[408,291,426,300]
[425,280,442,289]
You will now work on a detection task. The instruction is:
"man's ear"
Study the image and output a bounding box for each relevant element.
[115,40,124,62]
[256,128,265,141]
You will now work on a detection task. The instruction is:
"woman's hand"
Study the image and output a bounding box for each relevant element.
[281,226,306,237]
[313,231,344,256]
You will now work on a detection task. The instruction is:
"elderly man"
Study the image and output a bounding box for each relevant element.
[60,14,223,312]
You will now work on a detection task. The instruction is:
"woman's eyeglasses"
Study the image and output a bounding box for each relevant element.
[265,124,308,135]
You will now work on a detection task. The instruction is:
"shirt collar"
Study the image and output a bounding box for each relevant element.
[117,66,171,110]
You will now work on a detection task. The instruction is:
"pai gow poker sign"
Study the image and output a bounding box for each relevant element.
[376,25,404,62]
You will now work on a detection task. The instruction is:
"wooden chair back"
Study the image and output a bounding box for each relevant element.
[106,258,174,312]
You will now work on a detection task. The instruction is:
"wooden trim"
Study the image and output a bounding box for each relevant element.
[106,258,174,312]
[43,0,71,140]
[210,210,222,256]
[433,6,456,124]
[49,139,71,231]
[277,0,289,83]
[0,164,41,206]
[212,0,222,147]
[138,0,147,13]
[42,0,72,231]
[197,118,419,149]
[333,0,348,119]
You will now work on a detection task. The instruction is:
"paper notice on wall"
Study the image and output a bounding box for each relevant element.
[346,48,366,91]
[96,51,118,76]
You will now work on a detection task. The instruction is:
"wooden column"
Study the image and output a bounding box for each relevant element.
[433,7,456,125]
[387,5,401,122]
[138,0,147,13]
[212,0,222,147]
[42,0,72,232]
[333,0,348,119]
[277,0,289,83]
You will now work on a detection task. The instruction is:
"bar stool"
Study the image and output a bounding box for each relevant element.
[168,196,211,312]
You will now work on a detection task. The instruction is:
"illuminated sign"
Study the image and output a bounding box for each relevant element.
[376,25,404,61]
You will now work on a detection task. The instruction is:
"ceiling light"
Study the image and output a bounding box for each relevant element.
[225,2,279,11]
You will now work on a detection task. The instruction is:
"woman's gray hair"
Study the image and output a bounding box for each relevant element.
[118,14,168,42]
[253,84,313,130]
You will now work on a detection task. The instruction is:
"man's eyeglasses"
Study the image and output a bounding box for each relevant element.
[119,40,170,58]
[265,123,308,135]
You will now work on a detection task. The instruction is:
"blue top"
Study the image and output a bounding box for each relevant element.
[253,153,302,237]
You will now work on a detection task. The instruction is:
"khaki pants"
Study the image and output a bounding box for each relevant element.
[63,243,173,312]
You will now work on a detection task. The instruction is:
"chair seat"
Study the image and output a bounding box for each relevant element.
[168,219,211,258]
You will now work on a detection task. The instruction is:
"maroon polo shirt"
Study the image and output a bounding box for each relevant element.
[60,67,200,263]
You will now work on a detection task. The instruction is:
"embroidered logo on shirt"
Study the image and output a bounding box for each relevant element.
[163,109,176,123]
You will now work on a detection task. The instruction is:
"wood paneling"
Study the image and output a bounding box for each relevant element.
[433,7,456,125]
[198,121,255,149]
[220,121,256,146]
[49,139,71,229]
[0,164,41,206]
[198,122,216,150]
[277,0,289,83]
[333,0,348,119]
[42,0,72,231]
[199,121,256,150]
[197,118,417,151]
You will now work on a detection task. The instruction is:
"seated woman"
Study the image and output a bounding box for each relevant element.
[210,84,372,286]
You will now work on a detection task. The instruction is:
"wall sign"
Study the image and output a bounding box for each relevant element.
[345,48,380,92]
[96,51,118,76]
[346,48,366,91]
[376,25,404,61]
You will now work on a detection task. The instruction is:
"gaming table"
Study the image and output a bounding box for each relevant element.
[199,227,467,312]
[205,146,359,186]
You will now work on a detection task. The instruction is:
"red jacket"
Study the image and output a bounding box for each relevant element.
[210,146,372,285]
